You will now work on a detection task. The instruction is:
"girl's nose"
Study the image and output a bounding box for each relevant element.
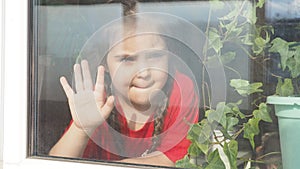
[136,67,151,79]
[136,58,151,79]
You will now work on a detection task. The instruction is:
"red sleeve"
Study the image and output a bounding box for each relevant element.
[156,71,199,162]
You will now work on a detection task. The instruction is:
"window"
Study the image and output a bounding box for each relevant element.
[3,0,299,168]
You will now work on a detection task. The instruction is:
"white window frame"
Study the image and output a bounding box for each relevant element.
[2,1,132,168]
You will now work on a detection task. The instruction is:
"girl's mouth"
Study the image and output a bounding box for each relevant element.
[131,81,155,89]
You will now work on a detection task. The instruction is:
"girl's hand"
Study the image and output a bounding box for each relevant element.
[60,60,114,133]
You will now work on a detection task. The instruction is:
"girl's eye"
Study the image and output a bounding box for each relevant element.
[120,56,135,62]
[147,52,165,60]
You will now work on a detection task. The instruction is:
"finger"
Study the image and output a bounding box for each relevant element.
[101,96,115,119]
[74,63,84,93]
[95,65,106,106]
[81,60,93,90]
[60,76,74,98]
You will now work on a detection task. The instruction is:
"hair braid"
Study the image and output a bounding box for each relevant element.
[146,99,168,155]
[107,108,125,156]
[104,72,125,156]
[120,0,137,16]
[144,75,174,155]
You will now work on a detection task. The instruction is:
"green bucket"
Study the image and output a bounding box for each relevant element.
[267,96,300,169]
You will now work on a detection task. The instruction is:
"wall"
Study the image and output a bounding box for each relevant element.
[0,0,4,164]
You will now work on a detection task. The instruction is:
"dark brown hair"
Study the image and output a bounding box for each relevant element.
[78,0,179,157]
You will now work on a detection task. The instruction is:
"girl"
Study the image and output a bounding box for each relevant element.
[49,13,200,167]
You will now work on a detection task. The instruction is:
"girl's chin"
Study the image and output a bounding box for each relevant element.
[115,88,163,111]
[129,97,151,110]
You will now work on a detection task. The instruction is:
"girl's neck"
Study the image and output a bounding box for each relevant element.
[117,97,155,131]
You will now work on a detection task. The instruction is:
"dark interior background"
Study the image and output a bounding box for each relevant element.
[30,0,300,159]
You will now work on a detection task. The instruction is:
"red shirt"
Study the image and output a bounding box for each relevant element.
[81,71,199,163]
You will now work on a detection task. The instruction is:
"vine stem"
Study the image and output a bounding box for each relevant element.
[235,42,257,60]
[204,81,212,109]
[202,3,213,111]
[224,65,242,79]
[222,1,247,41]
[232,126,245,140]
[251,94,266,107]
[212,130,225,148]
[256,151,281,160]
[238,151,281,166]
[236,44,284,80]
[238,158,265,164]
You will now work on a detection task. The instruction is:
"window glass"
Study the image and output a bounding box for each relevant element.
[29,0,299,168]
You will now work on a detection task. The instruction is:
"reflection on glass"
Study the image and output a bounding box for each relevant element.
[30,0,297,168]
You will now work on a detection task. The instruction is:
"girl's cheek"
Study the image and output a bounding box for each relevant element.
[154,62,168,73]
[115,66,135,80]
[111,70,132,87]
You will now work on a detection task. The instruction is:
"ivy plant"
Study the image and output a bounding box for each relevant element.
[269,38,300,96]
[175,0,299,168]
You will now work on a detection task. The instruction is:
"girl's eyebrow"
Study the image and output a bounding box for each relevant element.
[112,53,137,59]
[110,48,166,58]
[111,53,130,58]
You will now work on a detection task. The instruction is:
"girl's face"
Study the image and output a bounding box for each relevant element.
[106,34,169,111]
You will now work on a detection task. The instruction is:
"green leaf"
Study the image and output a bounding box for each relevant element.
[235,99,243,105]
[256,0,265,8]
[206,55,222,68]
[253,37,267,54]
[224,20,238,33]
[219,5,239,21]
[196,141,210,155]
[206,102,241,131]
[241,33,254,46]
[255,37,266,46]
[187,121,211,154]
[244,118,260,149]
[226,117,239,131]
[187,123,202,142]
[230,79,249,92]
[224,140,238,169]
[242,6,256,24]
[292,47,300,78]
[227,101,246,119]
[269,38,289,70]
[206,102,229,129]
[276,78,294,96]
[221,52,236,64]
[233,106,245,119]
[176,155,198,169]
[252,42,264,55]
[188,142,203,157]
[230,79,263,96]
[275,78,283,96]
[208,28,222,53]
[198,120,213,144]
[205,150,226,169]
[253,103,272,122]
[193,121,212,142]
[253,26,273,55]
[286,46,300,78]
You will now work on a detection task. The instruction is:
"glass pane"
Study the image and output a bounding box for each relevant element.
[29,0,300,168]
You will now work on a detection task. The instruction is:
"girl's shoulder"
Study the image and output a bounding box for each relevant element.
[172,70,197,95]
[167,70,198,110]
